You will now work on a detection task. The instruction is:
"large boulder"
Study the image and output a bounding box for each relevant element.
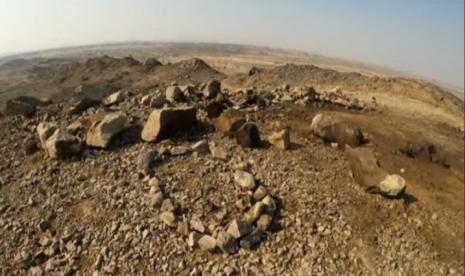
[141,107,197,142]
[204,100,227,118]
[346,147,407,197]
[165,86,186,102]
[202,80,221,99]
[43,129,82,159]
[310,114,364,147]
[346,147,385,192]
[213,109,246,136]
[86,112,127,148]
[2,97,37,117]
[144,58,162,71]
[69,85,103,114]
[235,122,261,148]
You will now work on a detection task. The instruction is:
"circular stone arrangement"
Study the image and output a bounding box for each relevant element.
[150,168,280,254]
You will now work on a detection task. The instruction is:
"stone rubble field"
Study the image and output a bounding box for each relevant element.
[0,57,463,275]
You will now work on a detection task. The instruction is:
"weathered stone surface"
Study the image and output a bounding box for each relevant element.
[69,85,102,114]
[165,86,185,102]
[310,114,364,147]
[188,232,202,248]
[257,214,272,231]
[226,219,253,239]
[239,229,264,250]
[235,122,261,148]
[160,211,176,227]
[202,80,221,99]
[198,235,217,252]
[346,147,387,192]
[234,171,256,190]
[245,202,265,223]
[137,149,157,175]
[209,142,228,160]
[205,100,227,118]
[191,140,209,153]
[141,107,197,142]
[216,231,238,254]
[213,109,245,136]
[86,112,127,148]
[37,122,58,150]
[104,91,124,105]
[144,57,162,70]
[253,185,268,201]
[262,195,278,214]
[43,129,82,159]
[379,174,406,197]
[268,128,290,150]
[2,97,38,117]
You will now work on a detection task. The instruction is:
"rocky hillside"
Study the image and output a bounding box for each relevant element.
[224,64,464,116]
[0,55,464,275]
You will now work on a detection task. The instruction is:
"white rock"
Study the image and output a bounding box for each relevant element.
[379,174,406,197]
[234,170,256,190]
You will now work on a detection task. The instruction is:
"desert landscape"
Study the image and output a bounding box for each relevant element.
[0,42,463,275]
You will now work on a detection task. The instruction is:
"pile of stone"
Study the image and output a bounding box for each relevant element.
[172,170,281,254]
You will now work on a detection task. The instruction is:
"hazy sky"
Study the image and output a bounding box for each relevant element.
[0,0,464,89]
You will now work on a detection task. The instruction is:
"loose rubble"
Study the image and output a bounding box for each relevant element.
[0,68,462,276]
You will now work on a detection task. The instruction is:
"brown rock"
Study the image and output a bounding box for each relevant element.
[213,109,245,136]
[268,128,290,150]
[235,122,261,148]
[86,112,127,148]
[141,106,197,142]
[203,80,221,99]
[310,114,364,147]
[43,129,82,159]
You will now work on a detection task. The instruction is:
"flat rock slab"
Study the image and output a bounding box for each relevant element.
[213,109,245,136]
[86,112,127,148]
[141,106,197,142]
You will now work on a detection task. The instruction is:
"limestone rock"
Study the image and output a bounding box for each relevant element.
[160,211,176,227]
[213,109,245,136]
[198,235,217,252]
[205,100,227,118]
[245,202,265,223]
[86,112,127,148]
[226,219,253,239]
[257,214,272,231]
[141,106,197,142]
[43,129,82,159]
[165,86,186,102]
[209,142,228,160]
[188,232,202,248]
[3,98,36,117]
[216,231,238,254]
[234,171,256,190]
[235,122,261,148]
[379,174,406,197]
[37,122,58,150]
[202,80,221,99]
[138,149,157,175]
[239,229,264,250]
[104,91,124,105]
[69,85,102,114]
[310,114,364,147]
[253,185,268,201]
[268,128,290,150]
[191,140,210,153]
[346,147,387,192]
